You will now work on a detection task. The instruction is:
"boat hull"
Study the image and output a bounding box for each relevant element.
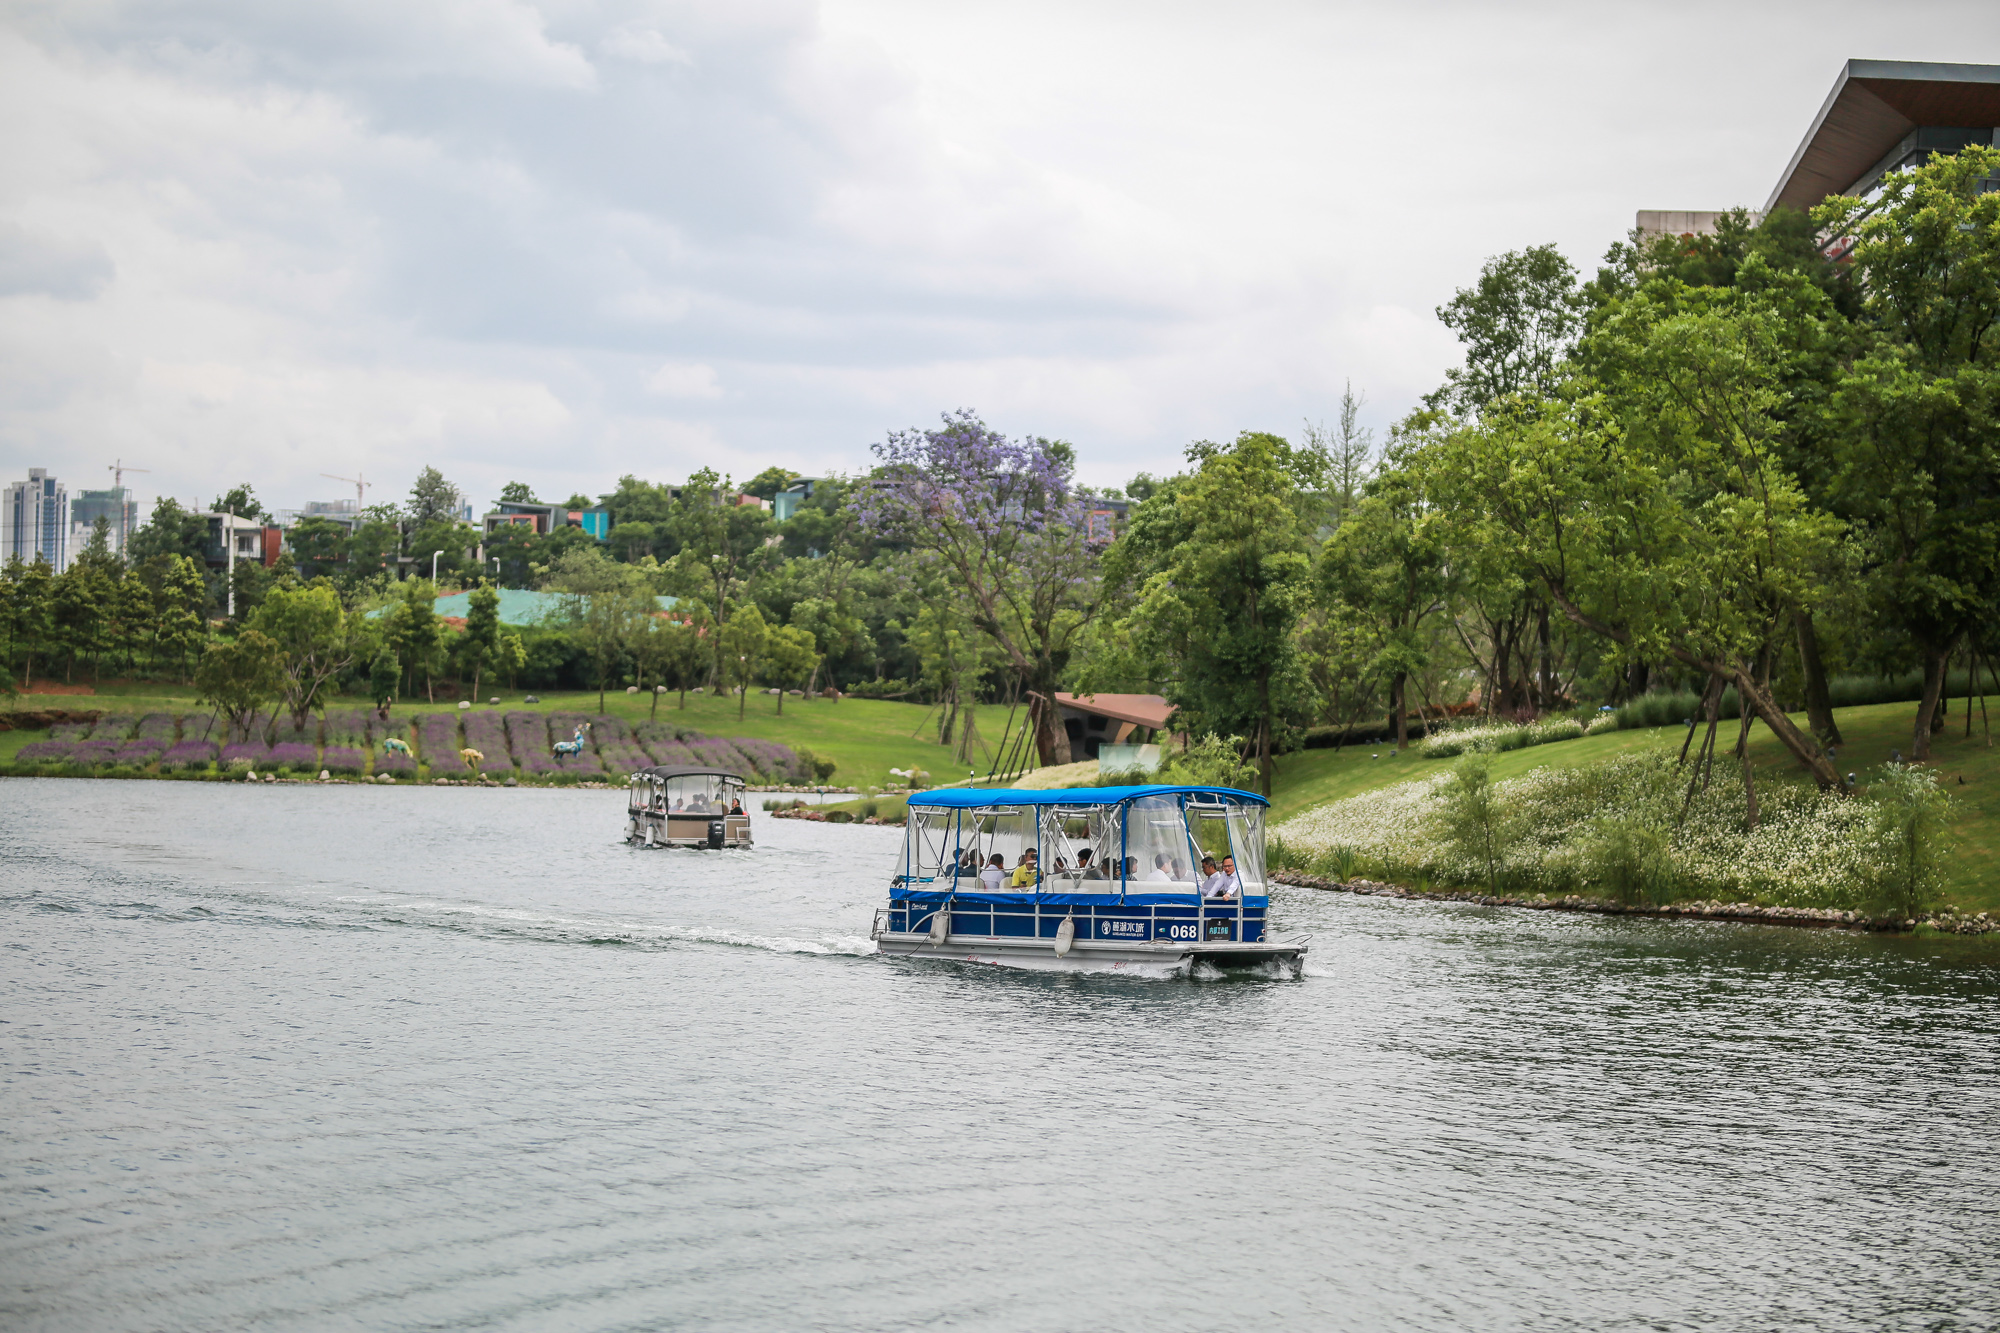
[872,928,1306,976]
[625,814,753,850]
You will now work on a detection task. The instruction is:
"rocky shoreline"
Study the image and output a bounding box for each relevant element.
[1269,869,1998,936]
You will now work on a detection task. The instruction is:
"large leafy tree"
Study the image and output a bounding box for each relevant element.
[669,468,774,682]
[126,497,210,567]
[195,630,285,743]
[247,584,358,732]
[719,602,771,720]
[1321,454,1449,750]
[0,555,57,688]
[1427,243,1583,419]
[407,467,464,528]
[1107,432,1323,794]
[857,411,1101,765]
[548,549,647,712]
[1818,147,2000,760]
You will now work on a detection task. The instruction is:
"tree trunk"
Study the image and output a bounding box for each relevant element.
[1736,705,1759,831]
[1258,669,1274,798]
[1793,609,1841,746]
[1911,646,1950,761]
[1390,671,1408,750]
[1029,688,1073,766]
[1727,664,1841,789]
[776,684,784,716]
[1537,602,1553,710]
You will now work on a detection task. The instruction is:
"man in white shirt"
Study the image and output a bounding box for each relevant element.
[1209,856,1242,900]
[1198,856,1225,896]
[979,853,1007,893]
[1146,853,1174,881]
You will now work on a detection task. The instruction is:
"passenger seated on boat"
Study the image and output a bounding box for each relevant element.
[1123,856,1138,880]
[980,854,1007,893]
[1208,856,1242,899]
[1147,853,1174,881]
[1078,849,1105,880]
[1009,849,1040,888]
[1198,856,1222,894]
[729,799,744,815]
[671,798,684,811]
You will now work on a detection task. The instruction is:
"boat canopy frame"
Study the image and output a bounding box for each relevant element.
[898,784,1268,901]
[629,765,747,815]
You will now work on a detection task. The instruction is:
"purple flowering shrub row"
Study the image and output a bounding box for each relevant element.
[114,741,166,766]
[321,745,367,774]
[16,740,73,762]
[163,740,218,769]
[460,713,516,773]
[597,744,651,776]
[731,737,809,783]
[685,738,745,772]
[416,713,462,764]
[505,712,549,754]
[643,740,697,766]
[94,715,138,741]
[49,721,93,741]
[589,714,632,741]
[517,748,564,776]
[323,710,372,746]
[136,714,178,741]
[268,742,320,771]
[180,713,224,742]
[221,742,273,767]
[375,748,418,776]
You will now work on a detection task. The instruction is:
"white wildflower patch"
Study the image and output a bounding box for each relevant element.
[1274,751,1886,908]
[1418,717,1587,758]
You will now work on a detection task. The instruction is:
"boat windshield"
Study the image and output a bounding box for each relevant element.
[653,774,741,814]
[899,790,1264,894]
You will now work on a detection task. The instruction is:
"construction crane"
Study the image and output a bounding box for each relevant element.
[108,459,150,553]
[321,472,371,509]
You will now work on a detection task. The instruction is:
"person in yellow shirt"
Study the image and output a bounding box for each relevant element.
[1008,848,1041,888]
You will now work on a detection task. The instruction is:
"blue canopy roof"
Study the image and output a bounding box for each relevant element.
[906,784,1267,809]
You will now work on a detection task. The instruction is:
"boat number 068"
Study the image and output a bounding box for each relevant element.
[1159,923,1199,940]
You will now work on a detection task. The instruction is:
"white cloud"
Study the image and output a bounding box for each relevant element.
[646,361,722,398]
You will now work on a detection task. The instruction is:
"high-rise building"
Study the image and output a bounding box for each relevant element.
[69,487,140,557]
[3,468,69,570]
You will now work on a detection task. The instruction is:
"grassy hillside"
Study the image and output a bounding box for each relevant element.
[1270,701,1998,912]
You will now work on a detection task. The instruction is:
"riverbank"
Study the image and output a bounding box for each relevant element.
[1270,869,2000,936]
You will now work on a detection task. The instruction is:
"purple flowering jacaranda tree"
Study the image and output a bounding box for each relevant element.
[854,410,1101,766]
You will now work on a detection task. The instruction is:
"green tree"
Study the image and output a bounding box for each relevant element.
[0,555,56,688]
[126,496,210,567]
[387,579,448,702]
[743,466,800,501]
[1867,764,1954,919]
[247,584,357,732]
[153,555,210,681]
[1427,243,1583,419]
[1435,753,1508,892]
[210,485,269,522]
[500,480,538,503]
[719,601,771,720]
[1104,432,1322,795]
[1321,459,1449,751]
[229,557,273,622]
[368,647,400,712]
[287,516,348,582]
[407,466,464,528]
[50,561,109,683]
[1819,147,2000,761]
[458,583,502,699]
[763,622,819,717]
[669,468,774,683]
[548,548,646,712]
[195,629,285,743]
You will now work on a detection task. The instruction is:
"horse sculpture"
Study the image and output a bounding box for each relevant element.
[552,722,591,757]
[460,747,484,773]
[381,737,412,756]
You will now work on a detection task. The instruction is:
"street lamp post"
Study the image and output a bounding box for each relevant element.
[431,550,445,582]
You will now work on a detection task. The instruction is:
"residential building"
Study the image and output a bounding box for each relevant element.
[1050,691,1176,763]
[199,511,281,572]
[3,469,68,570]
[1084,496,1128,547]
[773,478,822,522]
[481,499,611,540]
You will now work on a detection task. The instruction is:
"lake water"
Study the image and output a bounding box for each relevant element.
[3,778,1996,1332]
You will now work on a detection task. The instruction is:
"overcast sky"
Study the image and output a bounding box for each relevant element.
[3,0,1998,516]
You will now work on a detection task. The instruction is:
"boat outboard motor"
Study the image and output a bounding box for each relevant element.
[707,818,725,849]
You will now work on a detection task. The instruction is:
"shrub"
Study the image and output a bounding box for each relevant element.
[1863,764,1954,920]
[1162,732,1258,790]
[1433,754,1508,892]
[1584,817,1676,905]
[1420,717,1585,758]
[825,809,853,823]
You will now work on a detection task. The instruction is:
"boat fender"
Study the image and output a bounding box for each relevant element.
[1054,915,1075,958]
[928,905,949,945]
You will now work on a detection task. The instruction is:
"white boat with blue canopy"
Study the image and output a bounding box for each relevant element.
[871,784,1307,976]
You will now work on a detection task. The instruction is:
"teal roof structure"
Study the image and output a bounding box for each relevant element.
[366,589,679,626]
